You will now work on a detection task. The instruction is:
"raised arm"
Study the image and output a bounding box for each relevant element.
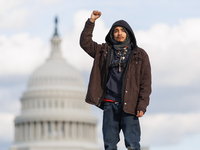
[80,11,102,58]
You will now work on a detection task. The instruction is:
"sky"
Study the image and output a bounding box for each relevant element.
[1,0,200,150]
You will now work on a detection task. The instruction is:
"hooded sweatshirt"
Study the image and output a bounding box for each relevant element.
[105,20,137,48]
[104,20,137,102]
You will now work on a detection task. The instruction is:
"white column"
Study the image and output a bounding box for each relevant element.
[64,122,70,139]
[24,123,29,141]
[57,121,62,139]
[48,122,51,137]
[43,121,48,139]
[17,124,20,141]
[90,124,92,140]
[14,124,18,142]
[86,124,89,140]
[91,124,94,141]
[82,123,85,140]
[88,124,91,141]
[18,124,22,141]
[93,124,97,142]
[29,122,34,141]
[84,124,87,140]
[36,122,41,140]
[21,123,24,141]
[61,122,64,137]
[51,121,55,139]
[71,122,77,140]
[77,122,83,140]
[18,124,20,141]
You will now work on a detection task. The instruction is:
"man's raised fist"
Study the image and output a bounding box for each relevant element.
[90,10,101,23]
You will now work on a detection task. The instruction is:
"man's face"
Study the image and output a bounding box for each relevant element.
[113,26,127,42]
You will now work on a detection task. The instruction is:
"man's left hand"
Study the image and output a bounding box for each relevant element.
[136,110,144,117]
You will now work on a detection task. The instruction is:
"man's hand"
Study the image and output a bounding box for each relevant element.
[90,10,101,23]
[136,110,144,117]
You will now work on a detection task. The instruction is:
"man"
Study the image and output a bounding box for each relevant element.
[80,10,151,150]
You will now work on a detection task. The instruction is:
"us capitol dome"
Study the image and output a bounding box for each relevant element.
[10,18,100,150]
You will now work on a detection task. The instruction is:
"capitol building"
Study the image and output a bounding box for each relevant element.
[10,18,149,150]
[10,18,100,150]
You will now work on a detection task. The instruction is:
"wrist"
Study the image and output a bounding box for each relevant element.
[89,18,95,23]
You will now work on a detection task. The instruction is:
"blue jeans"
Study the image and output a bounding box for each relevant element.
[103,102,141,150]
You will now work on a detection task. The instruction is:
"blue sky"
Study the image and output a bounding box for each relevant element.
[1,0,200,150]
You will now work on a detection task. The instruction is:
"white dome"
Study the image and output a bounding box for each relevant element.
[11,19,100,150]
[19,35,89,115]
[28,58,85,91]
[27,35,85,92]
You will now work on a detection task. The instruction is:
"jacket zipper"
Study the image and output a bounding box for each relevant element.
[121,46,138,108]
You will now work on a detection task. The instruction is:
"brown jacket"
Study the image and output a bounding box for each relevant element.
[80,20,151,115]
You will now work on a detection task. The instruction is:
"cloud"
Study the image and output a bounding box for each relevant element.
[0,87,21,114]
[140,112,200,146]
[136,18,200,87]
[0,0,30,29]
[0,75,27,115]
[37,0,63,5]
[0,33,49,76]
[0,113,14,142]
[147,85,200,114]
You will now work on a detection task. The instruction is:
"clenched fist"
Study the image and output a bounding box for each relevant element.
[90,10,101,23]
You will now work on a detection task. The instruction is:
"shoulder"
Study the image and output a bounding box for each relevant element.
[137,46,149,58]
[102,43,109,50]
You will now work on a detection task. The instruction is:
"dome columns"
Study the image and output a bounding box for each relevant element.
[14,121,97,142]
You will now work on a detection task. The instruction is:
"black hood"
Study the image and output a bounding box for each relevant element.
[105,20,137,48]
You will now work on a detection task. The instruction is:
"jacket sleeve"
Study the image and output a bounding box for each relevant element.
[80,20,102,58]
[137,51,152,113]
